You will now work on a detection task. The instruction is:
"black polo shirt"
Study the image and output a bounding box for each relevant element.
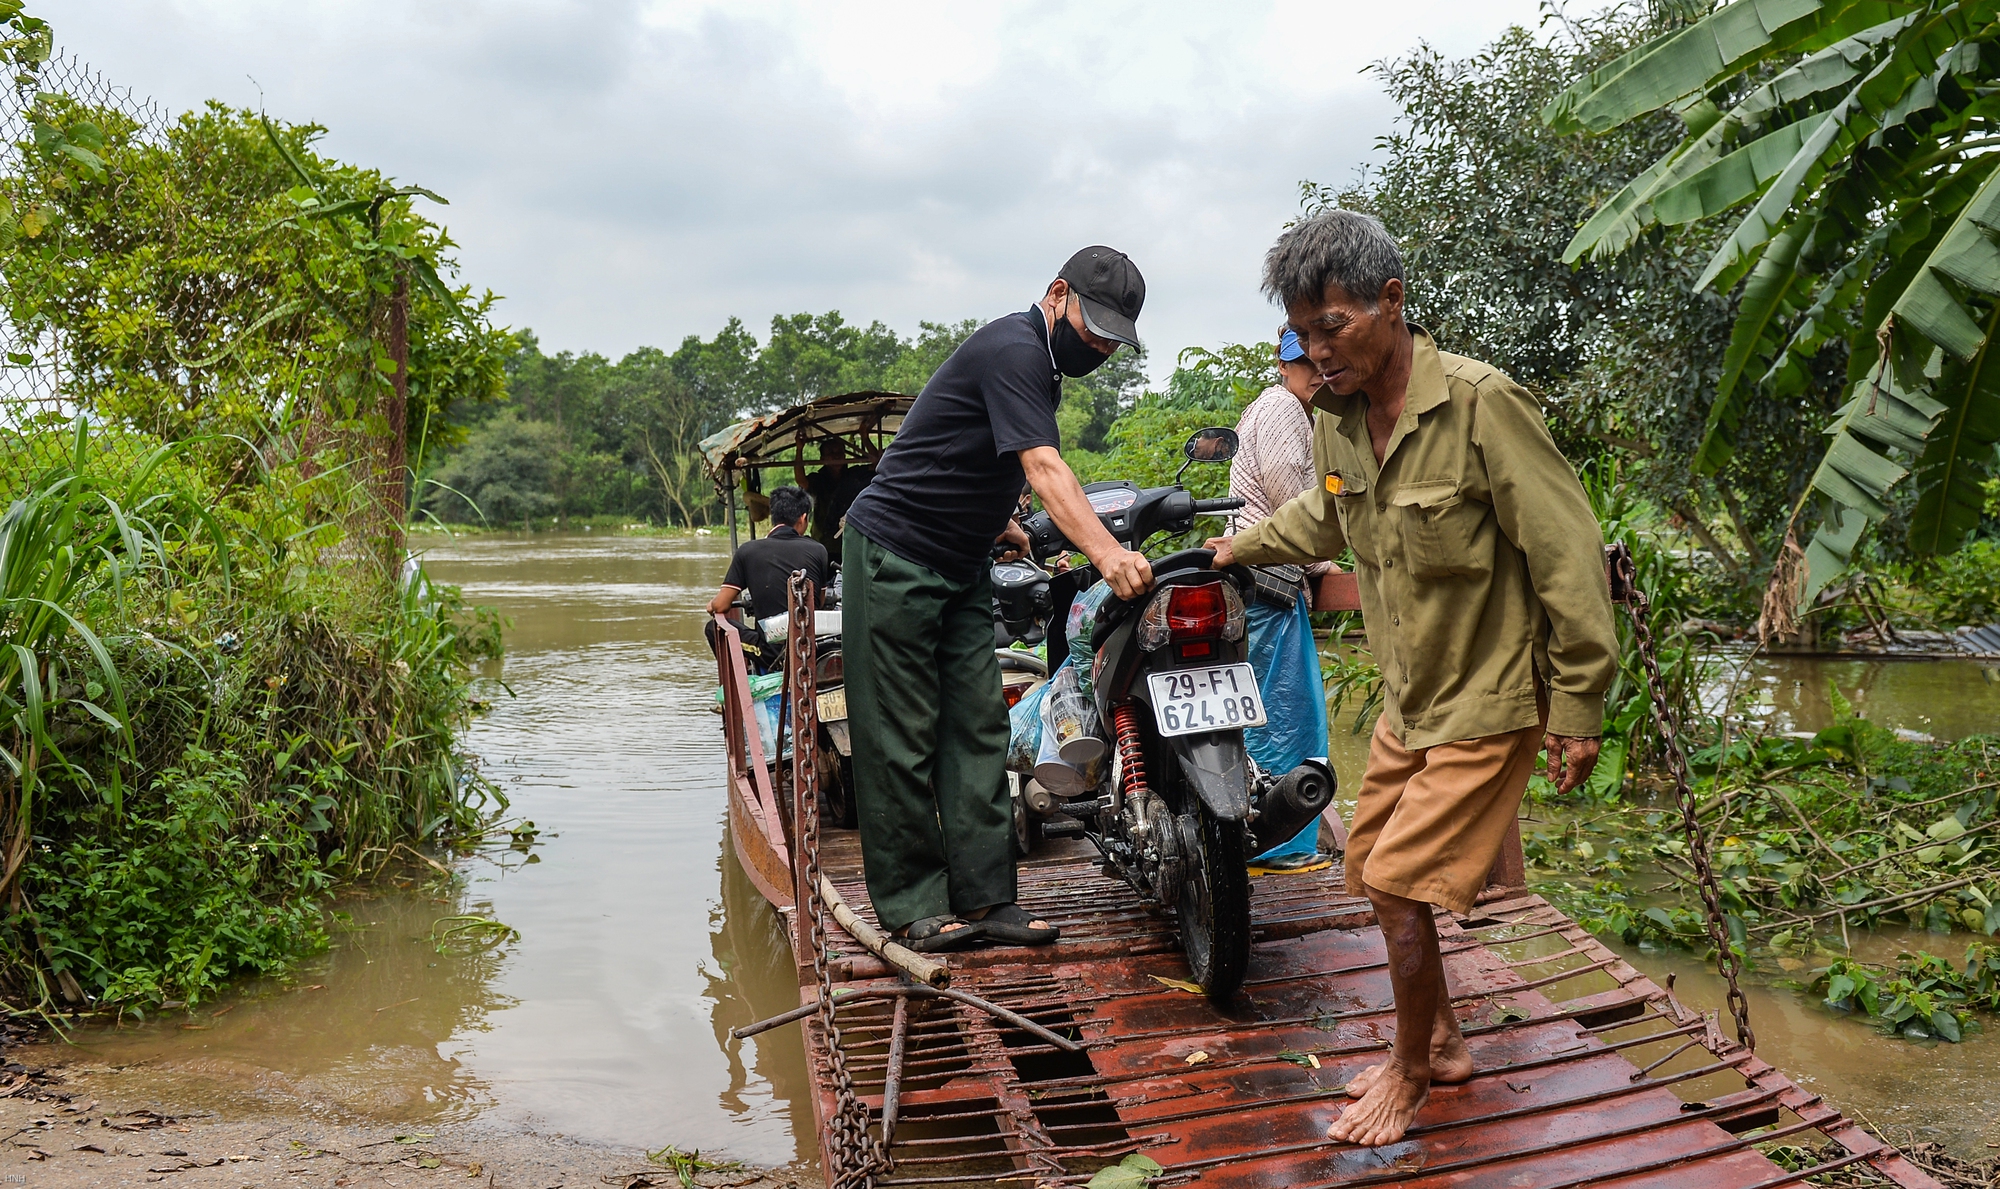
[842,306,1062,582]
[721,526,831,620]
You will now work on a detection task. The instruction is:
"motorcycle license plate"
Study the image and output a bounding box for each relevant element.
[1146,664,1265,737]
[816,687,847,722]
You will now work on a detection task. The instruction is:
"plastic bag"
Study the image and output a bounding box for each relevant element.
[1066,579,1117,697]
[1244,596,1330,860]
[1006,676,1053,775]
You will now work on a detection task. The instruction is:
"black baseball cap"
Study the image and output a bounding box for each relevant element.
[1057,246,1144,350]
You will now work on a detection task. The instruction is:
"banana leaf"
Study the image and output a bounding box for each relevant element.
[1545,1,1919,136]
[1908,308,2000,553]
[1561,14,1910,262]
[1697,222,1809,473]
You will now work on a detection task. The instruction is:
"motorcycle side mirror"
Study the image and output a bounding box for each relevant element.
[1175,427,1239,482]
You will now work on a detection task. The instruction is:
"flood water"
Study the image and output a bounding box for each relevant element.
[53,533,2000,1162]
[59,531,815,1166]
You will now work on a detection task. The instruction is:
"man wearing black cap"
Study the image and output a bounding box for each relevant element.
[840,246,1153,952]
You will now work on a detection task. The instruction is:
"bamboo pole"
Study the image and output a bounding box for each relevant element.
[819,874,949,988]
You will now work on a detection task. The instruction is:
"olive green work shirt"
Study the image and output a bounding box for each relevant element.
[1231,327,1617,749]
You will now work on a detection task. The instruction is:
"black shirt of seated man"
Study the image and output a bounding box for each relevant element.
[721,524,830,621]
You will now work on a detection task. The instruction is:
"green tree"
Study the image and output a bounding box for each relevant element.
[1060,347,1148,453]
[1314,8,1791,577]
[0,99,508,458]
[754,310,906,409]
[1549,0,2000,617]
[604,346,728,525]
[671,317,760,417]
[878,318,981,394]
[424,411,565,525]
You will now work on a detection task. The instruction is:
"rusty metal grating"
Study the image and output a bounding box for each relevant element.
[782,835,1944,1189]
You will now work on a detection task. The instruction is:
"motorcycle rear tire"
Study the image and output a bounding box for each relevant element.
[1177,805,1250,1002]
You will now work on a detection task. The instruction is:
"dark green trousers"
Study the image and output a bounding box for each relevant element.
[842,528,1014,933]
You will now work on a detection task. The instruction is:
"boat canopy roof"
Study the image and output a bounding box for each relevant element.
[700,391,914,479]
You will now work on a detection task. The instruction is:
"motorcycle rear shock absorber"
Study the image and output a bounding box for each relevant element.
[1112,703,1149,809]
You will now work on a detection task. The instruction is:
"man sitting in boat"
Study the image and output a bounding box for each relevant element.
[839,246,1156,953]
[705,485,830,672]
[1208,211,1618,1146]
[795,438,874,550]
[1230,326,1338,872]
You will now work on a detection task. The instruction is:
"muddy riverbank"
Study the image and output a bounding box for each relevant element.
[7,531,1999,1181]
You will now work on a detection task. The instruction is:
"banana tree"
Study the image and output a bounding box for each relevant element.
[1547,0,2000,626]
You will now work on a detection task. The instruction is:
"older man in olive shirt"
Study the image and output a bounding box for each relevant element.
[1209,212,1618,1147]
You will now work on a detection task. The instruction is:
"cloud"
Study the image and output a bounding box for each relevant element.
[61,0,1570,380]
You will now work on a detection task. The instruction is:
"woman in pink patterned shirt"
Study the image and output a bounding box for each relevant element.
[1229,328,1334,868]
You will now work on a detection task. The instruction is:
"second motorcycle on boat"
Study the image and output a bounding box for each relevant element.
[993,428,1335,1002]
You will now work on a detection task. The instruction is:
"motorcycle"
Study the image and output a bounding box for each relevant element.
[761,594,858,830]
[992,428,1336,1001]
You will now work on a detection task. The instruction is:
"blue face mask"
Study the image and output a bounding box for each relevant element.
[1050,304,1112,378]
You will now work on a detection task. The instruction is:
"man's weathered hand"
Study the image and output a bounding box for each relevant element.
[1204,536,1236,567]
[994,519,1029,562]
[1542,734,1602,794]
[1096,548,1154,599]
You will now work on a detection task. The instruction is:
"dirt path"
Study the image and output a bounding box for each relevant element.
[0,1048,808,1189]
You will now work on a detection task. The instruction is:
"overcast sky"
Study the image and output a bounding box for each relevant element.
[64,0,1586,380]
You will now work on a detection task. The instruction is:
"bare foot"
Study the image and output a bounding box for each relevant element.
[1327,1057,1429,1146]
[1346,1027,1473,1098]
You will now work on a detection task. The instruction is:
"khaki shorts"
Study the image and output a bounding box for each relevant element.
[1345,711,1543,915]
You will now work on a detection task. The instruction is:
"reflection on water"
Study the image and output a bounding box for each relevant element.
[62,532,814,1165]
[59,885,512,1123]
[1710,650,2000,741]
[1609,938,2000,1153]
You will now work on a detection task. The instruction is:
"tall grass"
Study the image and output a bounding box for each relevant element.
[0,419,502,1012]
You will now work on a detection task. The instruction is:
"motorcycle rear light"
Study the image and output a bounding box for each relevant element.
[815,651,844,686]
[1000,671,1035,707]
[1177,639,1212,659]
[1137,580,1246,651]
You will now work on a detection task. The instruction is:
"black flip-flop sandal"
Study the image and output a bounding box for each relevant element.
[894,915,987,954]
[975,903,1059,946]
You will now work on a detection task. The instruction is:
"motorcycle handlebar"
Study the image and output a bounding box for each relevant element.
[1192,497,1245,514]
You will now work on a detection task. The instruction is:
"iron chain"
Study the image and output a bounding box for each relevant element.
[1613,548,1755,1051]
[789,573,889,1187]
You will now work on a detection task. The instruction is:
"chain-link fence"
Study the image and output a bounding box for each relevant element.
[0,51,170,476]
[2,49,407,567]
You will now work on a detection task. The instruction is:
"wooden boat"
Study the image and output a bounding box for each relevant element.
[706,400,1942,1189]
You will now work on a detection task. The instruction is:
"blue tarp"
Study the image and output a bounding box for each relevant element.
[1244,596,1330,861]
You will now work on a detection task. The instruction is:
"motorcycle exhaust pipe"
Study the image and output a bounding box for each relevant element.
[1248,759,1336,856]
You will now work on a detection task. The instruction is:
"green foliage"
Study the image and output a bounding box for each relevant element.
[1,427,503,1010]
[0,100,509,454]
[428,311,1140,529]
[1530,711,2000,1035]
[1812,944,2000,1041]
[1552,0,2000,602]
[1321,624,1383,737]
[1310,8,1812,569]
[1086,1153,1164,1189]
[645,1145,746,1189]
[31,745,331,1008]
[1059,345,1148,455]
[1886,537,2000,625]
[1,420,215,898]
